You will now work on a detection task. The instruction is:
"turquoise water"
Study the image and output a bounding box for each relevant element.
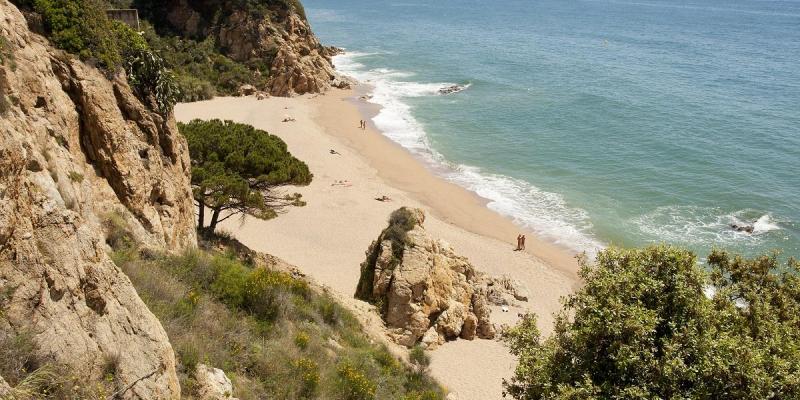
[304,0,800,259]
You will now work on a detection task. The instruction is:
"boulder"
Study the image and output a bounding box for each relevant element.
[195,364,238,400]
[356,208,517,347]
[238,84,256,96]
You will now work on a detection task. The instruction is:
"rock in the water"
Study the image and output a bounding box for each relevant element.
[0,1,196,397]
[356,208,518,347]
[195,364,238,400]
[438,84,468,95]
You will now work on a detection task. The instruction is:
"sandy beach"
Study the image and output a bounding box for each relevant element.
[175,89,580,400]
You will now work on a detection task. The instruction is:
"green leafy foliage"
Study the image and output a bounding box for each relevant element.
[504,245,800,400]
[122,46,180,115]
[180,119,312,232]
[138,24,265,102]
[23,0,121,69]
[409,345,430,369]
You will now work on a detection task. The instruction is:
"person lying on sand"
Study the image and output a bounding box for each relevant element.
[374,195,392,202]
[331,180,352,187]
[330,149,340,155]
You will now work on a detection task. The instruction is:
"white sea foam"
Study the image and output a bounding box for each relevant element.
[333,51,603,255]
[632,206,782,248]
[752,214,780,234]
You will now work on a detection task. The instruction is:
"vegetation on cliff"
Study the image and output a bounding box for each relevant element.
[107,216,445,400]
[504,245,800,400]
[13,0,337,106]
[11,0,180,114]
[180,119,312,232]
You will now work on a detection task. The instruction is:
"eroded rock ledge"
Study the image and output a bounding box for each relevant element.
[356,208,529,349]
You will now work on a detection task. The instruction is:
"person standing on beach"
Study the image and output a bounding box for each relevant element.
[515,234,522,251]
[521,234,526,251]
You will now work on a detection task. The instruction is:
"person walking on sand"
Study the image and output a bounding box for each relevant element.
[520,234,526,251]
[515,234,522,251]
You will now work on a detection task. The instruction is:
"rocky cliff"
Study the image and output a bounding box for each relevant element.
[1,0,196,396]
[356,208,529,349]
[150,0,348,96]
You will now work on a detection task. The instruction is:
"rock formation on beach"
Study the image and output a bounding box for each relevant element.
[1,0,195,396]
[356,208,529,348]
[146,0,351,96]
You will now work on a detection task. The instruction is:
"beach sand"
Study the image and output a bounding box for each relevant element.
[175,89,580,400]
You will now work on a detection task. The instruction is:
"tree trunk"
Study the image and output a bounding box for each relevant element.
[209,208,221,232]
[197,202,205,229]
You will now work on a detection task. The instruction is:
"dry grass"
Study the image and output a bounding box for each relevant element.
[112,226,445,400]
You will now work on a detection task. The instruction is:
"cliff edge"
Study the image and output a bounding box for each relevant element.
[1,0,196,396]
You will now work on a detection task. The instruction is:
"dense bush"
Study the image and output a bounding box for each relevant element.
[21,0,121,69]
[504,245,800,400]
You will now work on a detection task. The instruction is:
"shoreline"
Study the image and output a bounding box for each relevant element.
[321,86,582,284]
[175,90,579,399]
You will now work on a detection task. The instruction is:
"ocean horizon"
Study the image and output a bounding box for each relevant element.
[305,0,800,260]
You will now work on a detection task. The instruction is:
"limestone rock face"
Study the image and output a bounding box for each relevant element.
[0,375,10,397]
[0,1,196,397]
[356,208,527,348]
[195,364,238,400]
[160,0,350,97]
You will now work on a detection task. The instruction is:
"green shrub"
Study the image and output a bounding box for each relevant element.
[294,357,319,398]
[175,73,216,102]
[318,296,341,326]
[102,212,135,251]
[0,330,38,385]
[25,0,121,69]
[409,345,430,368]
[389,207,418,231]
[504,246,800,400]
[336,361,377,400]
[123,47,180,115]
[294,331,310,349]
[177,342,200,373]
[68,170,83,183]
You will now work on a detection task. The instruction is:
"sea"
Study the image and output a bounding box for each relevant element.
[303,0,800,260]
